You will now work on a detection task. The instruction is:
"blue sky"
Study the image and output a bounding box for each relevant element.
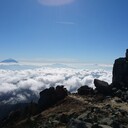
[0,0,128,63]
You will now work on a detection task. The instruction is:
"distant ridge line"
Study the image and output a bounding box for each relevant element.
[1,58,18,63]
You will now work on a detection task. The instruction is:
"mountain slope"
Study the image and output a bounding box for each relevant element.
[2,94,128,128]
[1,58,18,63]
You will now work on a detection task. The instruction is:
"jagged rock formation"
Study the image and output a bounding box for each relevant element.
[112,49,128,89]
[0,86,68,128]
[93,49,128,97]
[94,79,112,95]
[38,85,68,112]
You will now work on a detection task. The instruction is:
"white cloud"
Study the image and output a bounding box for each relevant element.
[0,83,17,94]
[38,0,75,6]
[0,67,112,103]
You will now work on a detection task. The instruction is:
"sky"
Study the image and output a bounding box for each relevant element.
[0,0,128,63]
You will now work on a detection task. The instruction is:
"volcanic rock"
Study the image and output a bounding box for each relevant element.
[67,118,87,128]
[78,85,94,95]
[112,49,128,89]
[38,86,68,111]
[94,79,112,95]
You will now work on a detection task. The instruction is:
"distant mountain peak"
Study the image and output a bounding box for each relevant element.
[1,58,18,63]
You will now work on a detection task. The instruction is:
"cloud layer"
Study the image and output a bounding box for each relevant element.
[38,0,75,6]
[0,67,112,104]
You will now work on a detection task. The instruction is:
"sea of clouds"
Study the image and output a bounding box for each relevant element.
[0,64,112,104]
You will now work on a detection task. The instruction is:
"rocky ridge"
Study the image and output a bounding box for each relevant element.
[2,92,128,128]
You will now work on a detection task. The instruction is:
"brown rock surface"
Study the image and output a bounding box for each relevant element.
[2,94,128,128]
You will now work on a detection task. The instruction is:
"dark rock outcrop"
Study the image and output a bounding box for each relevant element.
[112,49,128,89]
[93,49,128,98]
[94,79,112,95]
[78,85,94,95]
[38,86,68,111]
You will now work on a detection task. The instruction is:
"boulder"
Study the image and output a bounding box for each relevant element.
[78,85,94,95]
[56,86,68,100]
[94,79,112,95]
[38,86,68,111]
[67,118,87,128]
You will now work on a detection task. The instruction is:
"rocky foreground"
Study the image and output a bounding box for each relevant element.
[1,83,128,128]
[2,96,128,128]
